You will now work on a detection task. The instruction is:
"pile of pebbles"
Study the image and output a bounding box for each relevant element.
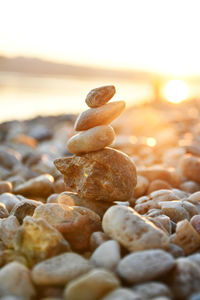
[0,86,200,300]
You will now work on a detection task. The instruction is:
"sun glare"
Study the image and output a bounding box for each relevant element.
[164,80,189,103]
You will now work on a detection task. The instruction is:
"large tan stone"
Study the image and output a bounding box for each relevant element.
[54,147,137,202]
[14,216,70,265]
[102,205,169,252]
[33,203,101,251]
[67,125,115,154]
[85,85,116,108]
[74,101,125,131]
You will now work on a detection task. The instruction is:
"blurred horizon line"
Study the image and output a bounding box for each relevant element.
[1,54,200,84]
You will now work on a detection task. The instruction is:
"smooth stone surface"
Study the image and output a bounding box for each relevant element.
[32,252,93,285]
[147,179,171,194]
[14,216,70,265]
[171,219,200,255]
[101,288,141,300]
[0,193,20,212]
[0,262,35,299]
[57,192,111,218]
[85,85,116,108]
[33,203,101,251]
[191,215,200,234]
[13,174,54,198]
[90,240,120,271]
[180,155,200,183]
[0,216,20,248]
[54,147,137,202]
[64,268,120,300]
[170,257,200,300]
[102,205,169,252]
[67,125,115,154]
[132,282,172,300]
[160,201,189,223]
[117,249,175,284]
[0,181,12,194]
[74,101,125,131]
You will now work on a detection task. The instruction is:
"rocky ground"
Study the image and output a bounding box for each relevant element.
[0,97,200,300]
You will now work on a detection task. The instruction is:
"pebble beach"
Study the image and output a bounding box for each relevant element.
[0,85,200,300]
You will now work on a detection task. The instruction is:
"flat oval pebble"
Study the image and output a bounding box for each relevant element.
[90,240,121,271]
[74,101,125,131]
[67,125,115,154]
[117,249,175,284]
[102,205,169,252]
[13,174,54,198]
[101,288,141,300]
[63,268,120,300]
[85,85,116,108]
[32,252,93,286]
[0,262,35,299]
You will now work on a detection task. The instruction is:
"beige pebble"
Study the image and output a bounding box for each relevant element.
[13,174,54,198]
[132,281,172,300]
[147,179,171,194]
[67,125,115,154]
[180,181,200,193]
[153,215,172,235]
[90,240,121,271]
[117,249,175,284]
[0,193,20,212]
[137,168,173,185]
[0,262,35,299]
[63,268,120,300]
[133,175,149,198]
[171,219,200,255]
[102,205,169,252]
[32,252,93,286]
[189,191,200,202]
[74,101,125,131]
[85,85,116,108]
[170,257,200,300]
[0,216,20,248]
[135,189,180,215]
[0,181,12,194]
[101,288,141,300]
[180,154,200,183]
[190,215,200,234]
[160,201,190,223]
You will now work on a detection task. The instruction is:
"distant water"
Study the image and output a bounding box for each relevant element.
[0,72,154,122]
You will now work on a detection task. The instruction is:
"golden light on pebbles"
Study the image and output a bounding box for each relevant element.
[164,80,189,103]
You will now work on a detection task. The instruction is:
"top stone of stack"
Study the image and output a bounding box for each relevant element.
[85,85,116,108]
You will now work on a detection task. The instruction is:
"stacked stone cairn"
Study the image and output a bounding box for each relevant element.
[54,85,137,203]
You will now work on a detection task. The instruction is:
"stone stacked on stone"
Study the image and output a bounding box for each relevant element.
[54,85,137,203]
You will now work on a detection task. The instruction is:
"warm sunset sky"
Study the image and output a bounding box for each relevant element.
[0,0,200,76]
